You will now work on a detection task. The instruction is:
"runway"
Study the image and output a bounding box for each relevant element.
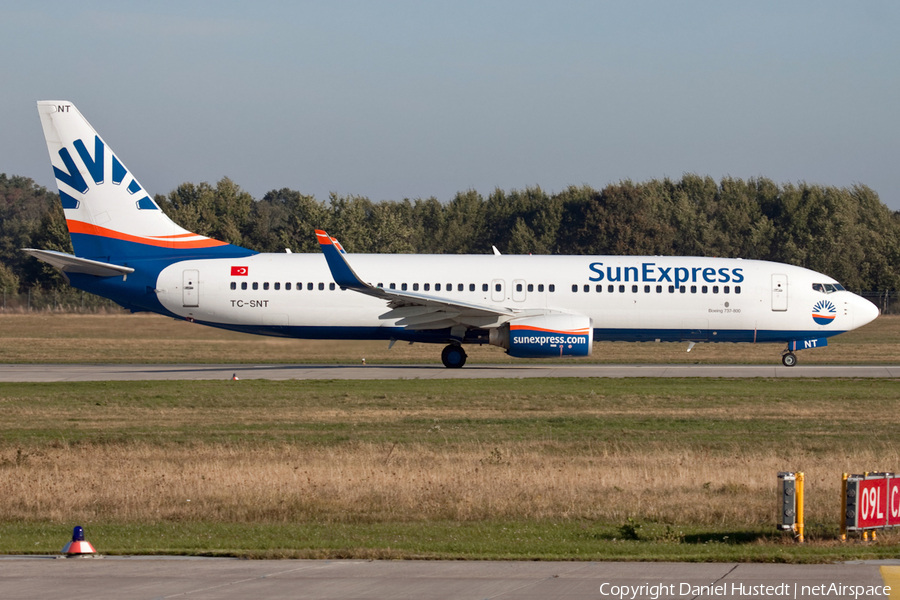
[2,557,897,600]
[0,363,899,381]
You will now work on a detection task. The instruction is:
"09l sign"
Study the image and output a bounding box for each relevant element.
[845,473,900,531]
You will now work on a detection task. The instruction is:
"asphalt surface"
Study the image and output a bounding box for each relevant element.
[2,557,898,600]
[0,363,899,381]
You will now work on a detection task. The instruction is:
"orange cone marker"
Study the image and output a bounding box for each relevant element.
[62,526,96,556]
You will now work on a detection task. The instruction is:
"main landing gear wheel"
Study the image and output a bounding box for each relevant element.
[781,352,797,367]
[441,344,467,368]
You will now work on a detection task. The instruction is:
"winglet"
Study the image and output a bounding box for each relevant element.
[315,230,366,289]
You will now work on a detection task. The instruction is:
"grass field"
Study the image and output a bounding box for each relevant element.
[0,312,897,365]
[2,378,900,561]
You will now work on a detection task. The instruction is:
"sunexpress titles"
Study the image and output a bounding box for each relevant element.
[589,262,745,289]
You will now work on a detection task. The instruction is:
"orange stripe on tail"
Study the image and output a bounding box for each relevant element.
[66,220,227,249]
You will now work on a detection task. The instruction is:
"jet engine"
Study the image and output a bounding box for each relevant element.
[489,314,593,358]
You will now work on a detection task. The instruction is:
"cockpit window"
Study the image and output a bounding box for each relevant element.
[813,283,845,293]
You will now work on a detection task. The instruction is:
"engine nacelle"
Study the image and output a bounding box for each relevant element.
[489,314,593,358]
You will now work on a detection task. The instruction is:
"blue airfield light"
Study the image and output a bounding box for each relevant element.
[61,525,96,555]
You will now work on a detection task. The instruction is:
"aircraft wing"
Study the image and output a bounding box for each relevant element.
[315,230,518,330]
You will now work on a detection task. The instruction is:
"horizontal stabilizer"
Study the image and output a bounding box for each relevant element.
[22,249,135,278]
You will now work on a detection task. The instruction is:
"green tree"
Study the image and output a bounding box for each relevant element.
[441,190,486,254]
[155,177,253,246]
[0,174,69,291]
[407,197,447,253]
[0,262,19,294]
[248,188,331,253]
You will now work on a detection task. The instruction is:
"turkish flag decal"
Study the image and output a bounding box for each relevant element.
[231,266,248,276]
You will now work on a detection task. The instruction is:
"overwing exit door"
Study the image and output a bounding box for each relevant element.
[491,279,505,302]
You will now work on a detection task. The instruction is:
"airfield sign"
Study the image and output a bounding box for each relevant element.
[843,473,900,532]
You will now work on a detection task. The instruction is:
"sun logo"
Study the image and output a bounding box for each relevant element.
[812,300,837,325]
[54,135,158,211]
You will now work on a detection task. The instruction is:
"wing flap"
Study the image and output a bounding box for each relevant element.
[396,311,462,327]
[405,318,463,330]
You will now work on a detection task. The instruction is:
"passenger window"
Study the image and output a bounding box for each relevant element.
[307,282,313,290]
[230,282,236,290]
[724,286,730,294]
[318,282,324,290]
[656,285,662,293]
[517,284,524,292]
[644,285,650,293]
[608,285,614,293]
[584,284,590,293]
[735,286,741,294]
[482,284,488,292]
[712,286,718,294]
[572,284,578,293]
[286,283,291,290]
[263,282,269,290]
[401,283,408,291]
[690,285,696,293]
[458,284,464,292]
[329,283,335,290]
[469,283,475,292]
[528,284,534,292]
[296,282,301,290]
[495,283,501,292]
[701,286,707,293]
[679,286,686,293]
[435,284,441,291]
[619,285,625,293]
[274,282,280,290]
[596,285,602,293]
[413,283,419,291]
[241,282,247,290]
[253,282,259,290]
[447,283,452,291]
[424,283,430,291]
[538,284,544,292]
[632,285,638,293]
[669,285,675,293]
[549,284,555,292]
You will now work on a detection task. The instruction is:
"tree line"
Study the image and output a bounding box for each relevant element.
[2,172,899,296]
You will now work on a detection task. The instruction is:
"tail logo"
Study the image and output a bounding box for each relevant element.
[812,300,836,325]
[54,136,159,211]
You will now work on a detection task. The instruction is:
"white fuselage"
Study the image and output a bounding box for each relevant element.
[155,253,877,344]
